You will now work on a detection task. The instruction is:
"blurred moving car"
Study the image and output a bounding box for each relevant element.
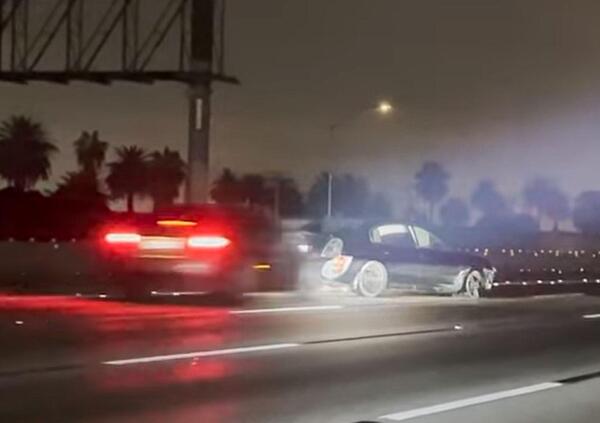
[99,205,299,299]
[304,222,495,298]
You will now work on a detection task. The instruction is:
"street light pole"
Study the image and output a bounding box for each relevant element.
[327,171,333,218]
[325,100,394,218]
[326,123,340,218]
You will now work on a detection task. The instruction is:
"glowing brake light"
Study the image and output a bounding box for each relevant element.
[105,232,141,244]
[187,235,231,249]
[157,220,197,227]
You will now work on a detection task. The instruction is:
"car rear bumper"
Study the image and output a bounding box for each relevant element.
[104,255,296,293]
[104,256,237,290]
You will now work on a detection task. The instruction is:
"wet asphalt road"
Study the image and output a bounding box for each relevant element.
[2,289,600,422]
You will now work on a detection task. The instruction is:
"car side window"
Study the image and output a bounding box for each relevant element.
[412,227,446,250]
[370,224,415,248]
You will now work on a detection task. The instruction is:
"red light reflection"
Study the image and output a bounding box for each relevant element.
[97,358,234,391]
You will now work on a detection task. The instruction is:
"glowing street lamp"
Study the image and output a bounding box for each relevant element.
[326,100,395,217]
[376,101,393,115]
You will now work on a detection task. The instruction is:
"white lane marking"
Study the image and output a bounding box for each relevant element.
[583,313,600,319]
[231,305,343,315]
[150,291,209,296]
[103,343,300,366]
[243,292,298,298]
[380,382,562,421]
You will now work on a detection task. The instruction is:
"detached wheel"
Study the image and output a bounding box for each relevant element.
[462,269,483,298]
[355,261,388,298]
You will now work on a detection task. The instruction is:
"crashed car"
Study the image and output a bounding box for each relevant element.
[307,222,495,298]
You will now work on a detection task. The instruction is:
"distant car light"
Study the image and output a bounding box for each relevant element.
[253,263,272,270]
[187,235,231,249]
[157,220,198,227]
[105,232,141,244]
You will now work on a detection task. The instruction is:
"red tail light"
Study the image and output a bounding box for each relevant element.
[105,232,142,245]
[187,235,231,249]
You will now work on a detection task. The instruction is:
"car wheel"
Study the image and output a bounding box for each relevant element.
[355,261,388,297]
[211,262,257,303]
[462,269,483,298]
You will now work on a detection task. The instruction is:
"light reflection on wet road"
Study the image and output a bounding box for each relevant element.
[2,290,600,422]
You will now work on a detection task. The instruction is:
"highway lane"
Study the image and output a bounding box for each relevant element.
[2,290,600,422]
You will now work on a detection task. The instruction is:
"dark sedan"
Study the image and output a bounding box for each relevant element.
[99,205,299,299]
[310,222,495,298]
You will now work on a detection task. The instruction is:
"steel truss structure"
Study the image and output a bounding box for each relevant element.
[0,0,238,201]
[0,0,236,84]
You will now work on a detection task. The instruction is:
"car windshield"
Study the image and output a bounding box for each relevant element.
[2,2,600,423]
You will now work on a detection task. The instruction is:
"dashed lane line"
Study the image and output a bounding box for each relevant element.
[379,382,562,421]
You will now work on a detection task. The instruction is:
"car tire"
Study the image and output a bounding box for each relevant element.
[211,262,257,304]
[354,261,388,298]
[462,269,483,298]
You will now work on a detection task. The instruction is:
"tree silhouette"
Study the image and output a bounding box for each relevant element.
[73,130,108,175]
[0,116,58,190]
[306,172,330,217]
[240,174,269,206]
[523,178,569,230]
[415,161,449,223]
[365,192,393,219]
[265,175,304,217]
[211,168,243,204]
[573,191,600,234]
[54,171,107,207]
[475,213,538,237]
[470,180,508,218]
[440,197,470,227]
[52,171,109,237]
[542,188,569,231]
[336,174,371,217]
[306,172,373,218]
[106,146,149,212]
[147,148,186,210]
[523,178,549,222]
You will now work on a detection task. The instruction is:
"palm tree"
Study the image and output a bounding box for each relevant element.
[523,178,569,230]
[415,161,449,223]
[211,168,243,204]
[147,148,186,210]
[73,130,108,175]
[523,178,551,224]
[0,115,58,190]
[106,146,149,212]
[544,189,570,231]
[471,180,508,217]
[573,191,600,234]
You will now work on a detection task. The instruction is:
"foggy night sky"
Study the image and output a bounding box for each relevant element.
[2,0,600,213]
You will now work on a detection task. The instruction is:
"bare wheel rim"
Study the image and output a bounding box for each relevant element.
[358,262,387,296]
[465,271,483,298]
